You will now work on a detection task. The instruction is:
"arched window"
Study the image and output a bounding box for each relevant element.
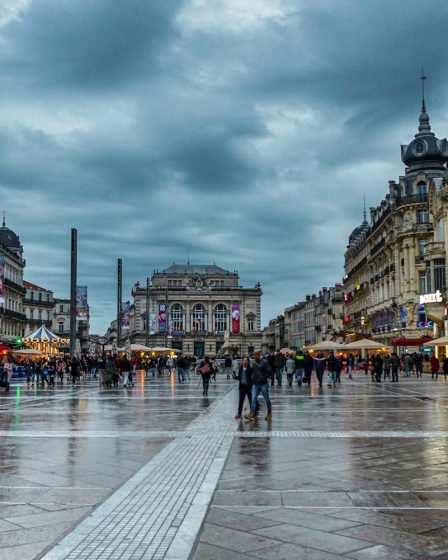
[213,304,227,332]
[191,303,206,333]
[170,303,185,333]
[417,181,427,200]
[247,313,256,332]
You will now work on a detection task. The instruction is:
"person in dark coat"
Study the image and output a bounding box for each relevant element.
[233,356,254,419]
[244,351,272,421]
[373,354,383,382]
[303,353,314,386]
[313,354,326,388]
[199,356,214,396]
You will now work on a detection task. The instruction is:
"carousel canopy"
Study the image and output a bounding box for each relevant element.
[24,324,63,343]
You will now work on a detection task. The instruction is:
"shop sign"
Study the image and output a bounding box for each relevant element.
[419,290,443,304]
[417,320,434,328]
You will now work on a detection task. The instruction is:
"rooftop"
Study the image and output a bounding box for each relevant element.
[156,264,236,276]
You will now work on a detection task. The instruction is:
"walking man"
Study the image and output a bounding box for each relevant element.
[233,356,253,420]
[244,351,272,421]
[293,350,305,387]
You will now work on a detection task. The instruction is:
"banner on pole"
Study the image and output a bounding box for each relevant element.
[231,304,240,334]
[121,301,131,330]
[0,256,5,306]
[76,286,88,321]
[148,312,156,335]
[158,303,167,333]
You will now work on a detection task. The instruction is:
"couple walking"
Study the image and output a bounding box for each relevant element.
[233,351,272,421]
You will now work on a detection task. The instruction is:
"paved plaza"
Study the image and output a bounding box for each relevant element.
[0,372,448,558]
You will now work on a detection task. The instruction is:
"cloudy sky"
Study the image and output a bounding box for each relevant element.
[1,0,447,333]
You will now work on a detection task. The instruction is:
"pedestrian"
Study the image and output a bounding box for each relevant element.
[57,358,66,385]
[335,355,343,383]
[70,357,79,386]
[390,352,400,382]
[274,352,285,386]
[267,352,276,386]
[362,355,369,376]
[414,353,423,378]
[293,350,305,387]
[373,353,383,382]
[431,354,440,380]
[244,351,272,421]
[24,360,33,385]
[0,360,9,392]
[224,355,232,379]
[304,353,314,386]
[285,354,295,386]
[403,353,414,378]
[199,356,213,396]
[327,352,337,388]
[233,356,254,419]
[443,355,448,381]
[120,354,132,388]
[313,353,326,388]
[104,355,116,387]
[41,362,50,386]
[383,353,391,381]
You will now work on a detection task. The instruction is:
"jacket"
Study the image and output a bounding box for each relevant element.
[235,364,254,387]
[251,358,271,385]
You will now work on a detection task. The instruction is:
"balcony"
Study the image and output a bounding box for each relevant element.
[424,241,445,258]
[1,308,27,322]
[394,193,428,208]
[4,278,26,295]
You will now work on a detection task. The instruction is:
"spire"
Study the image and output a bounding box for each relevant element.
[418,68,431,134]
[362,194,367,224]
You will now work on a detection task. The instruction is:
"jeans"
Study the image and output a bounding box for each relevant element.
[328,370,336,386]
[275,368,283,386]
[122,371,129,386]
[251,383,271,414]
[295,368,304,385]
[315,368,324,387]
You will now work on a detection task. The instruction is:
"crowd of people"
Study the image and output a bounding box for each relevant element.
[1,349,446,425]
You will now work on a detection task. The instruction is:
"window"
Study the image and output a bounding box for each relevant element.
[191,303,206,332]
[60,305,64,312]
[417,210,430,224]
[213,304,227,332]
[417,181,427,200]
[58,322,64,334]
[434,259,446,292]
[437,219,445,242]
[169,303,184,333]
[47,310,50,321]
[419,238,427,256]
[47,293,50,301]
[419,271,427,293]
[247,314,255,332]
[30,292,34,300]
[38,292,42,301]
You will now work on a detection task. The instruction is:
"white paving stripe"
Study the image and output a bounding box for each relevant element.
[41,387,236,560]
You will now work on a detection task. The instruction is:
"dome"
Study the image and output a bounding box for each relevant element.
[0,225,21,250]
[401,101,448,172]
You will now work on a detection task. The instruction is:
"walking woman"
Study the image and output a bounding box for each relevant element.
[199,356,213,396]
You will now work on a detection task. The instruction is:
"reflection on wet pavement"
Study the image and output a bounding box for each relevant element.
[2,371,448,559]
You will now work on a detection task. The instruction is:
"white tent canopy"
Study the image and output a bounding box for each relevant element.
[423,337,447,347]
[117,343,151,352]
[344,338,386,350]
[12,349,45,356]
[306,340,345,350]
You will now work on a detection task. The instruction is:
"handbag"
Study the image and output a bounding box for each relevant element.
[200,363,211,375]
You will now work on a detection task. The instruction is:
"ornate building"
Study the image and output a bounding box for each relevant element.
[343,98,448,346]
[128,264,262,357]
[0,219,27,341]
[23,281,54,333]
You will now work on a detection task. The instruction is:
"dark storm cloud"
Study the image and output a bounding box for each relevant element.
[1,0,447,332]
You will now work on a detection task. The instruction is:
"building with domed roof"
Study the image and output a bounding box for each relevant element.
[0,216,27,341]
[126,263,262,357]
[343,95,448,347]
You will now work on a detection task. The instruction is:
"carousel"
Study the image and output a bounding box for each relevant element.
[23,324,69,355]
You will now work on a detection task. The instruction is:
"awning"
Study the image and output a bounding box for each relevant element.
[391,337,433,346]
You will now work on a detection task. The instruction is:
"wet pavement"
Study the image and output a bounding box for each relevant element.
[1,371,448,558]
